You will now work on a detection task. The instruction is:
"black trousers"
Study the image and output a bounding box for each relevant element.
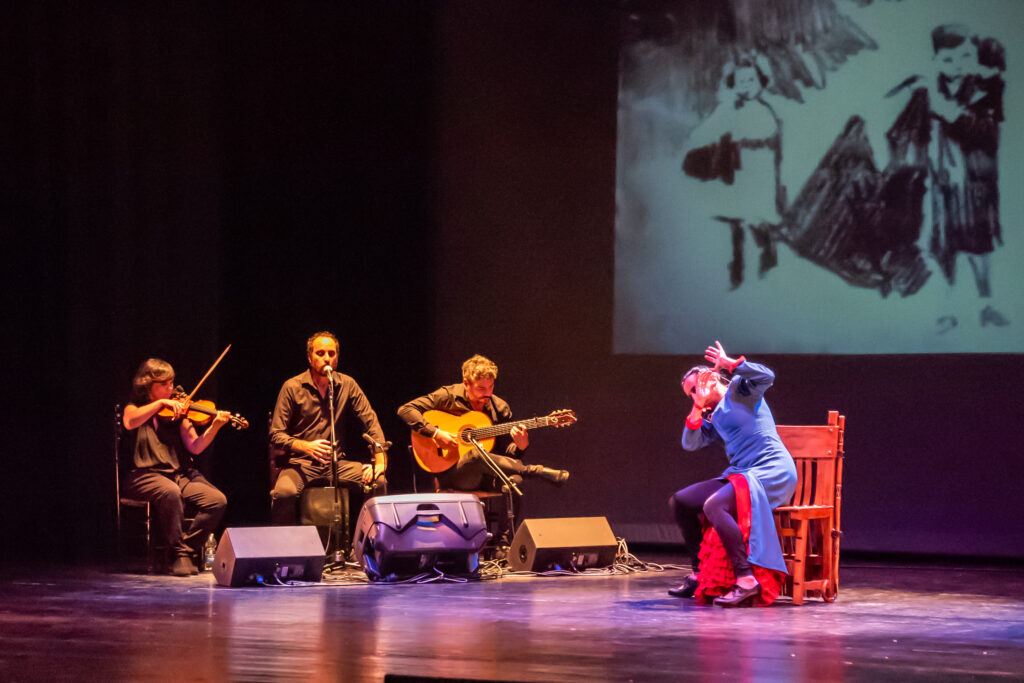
[270,458,387,526]
[437,449,526,492]
[123,468,226,559]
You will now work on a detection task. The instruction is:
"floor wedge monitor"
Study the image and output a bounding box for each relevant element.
[213,526,326,587]
[508,516,618,572]
[353,493,489,581]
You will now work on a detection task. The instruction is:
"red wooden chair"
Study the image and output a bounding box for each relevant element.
[774,411,846,605]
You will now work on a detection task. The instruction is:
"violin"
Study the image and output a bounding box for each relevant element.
[160,387,250,430]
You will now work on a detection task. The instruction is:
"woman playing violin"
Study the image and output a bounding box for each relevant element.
[122,358,229,576]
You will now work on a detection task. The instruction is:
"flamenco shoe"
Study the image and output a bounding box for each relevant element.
[713,582,761,607]
[668,575,700,598]
[525,465,570,486]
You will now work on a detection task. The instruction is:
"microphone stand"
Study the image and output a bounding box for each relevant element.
[326,369,348,566]
[467,435,522,545]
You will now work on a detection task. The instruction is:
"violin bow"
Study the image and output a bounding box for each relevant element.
[184,344,232,402]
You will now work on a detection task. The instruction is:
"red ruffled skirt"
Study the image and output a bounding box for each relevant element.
[694,473,785,606]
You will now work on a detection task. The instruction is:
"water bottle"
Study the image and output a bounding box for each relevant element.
[204,534,218,572]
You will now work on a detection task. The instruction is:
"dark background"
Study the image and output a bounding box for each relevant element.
[3,2,1022,564]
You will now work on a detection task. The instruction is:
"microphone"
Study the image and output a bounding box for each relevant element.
[362,432,392,451]
[324,365,334,401]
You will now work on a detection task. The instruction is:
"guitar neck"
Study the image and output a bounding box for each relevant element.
[466,416,553,441]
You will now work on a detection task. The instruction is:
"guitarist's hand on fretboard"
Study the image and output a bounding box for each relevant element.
[510,424,529,451]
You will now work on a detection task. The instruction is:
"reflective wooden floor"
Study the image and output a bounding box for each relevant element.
[1,553,1023,682]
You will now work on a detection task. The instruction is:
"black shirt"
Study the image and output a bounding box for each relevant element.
[397,382,523,458]
[270,369,386,460]
[124,411,191,472]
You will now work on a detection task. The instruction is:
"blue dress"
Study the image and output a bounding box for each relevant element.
[682,360,797,574]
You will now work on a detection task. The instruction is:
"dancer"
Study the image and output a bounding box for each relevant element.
[668,341,796,606]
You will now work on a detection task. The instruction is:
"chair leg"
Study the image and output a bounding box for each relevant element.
[818,516,833,602]
[145,503,155,573]
[117,502,157,573]
[823,516,840,602]
[791,519,809,606]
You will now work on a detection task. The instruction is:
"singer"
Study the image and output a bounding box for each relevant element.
[269,331,388,529]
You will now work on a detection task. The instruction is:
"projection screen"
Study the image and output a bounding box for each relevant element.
[615,0,1024,353]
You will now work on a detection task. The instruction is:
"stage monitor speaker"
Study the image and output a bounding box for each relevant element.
[353,493,489,581]
[213,526,326,587]
[508,517,618,572]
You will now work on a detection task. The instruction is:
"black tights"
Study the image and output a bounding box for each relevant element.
[669,478,752,578]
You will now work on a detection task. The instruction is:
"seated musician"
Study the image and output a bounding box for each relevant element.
[121,359,229,576]
[398,353,569,492]
[668,341,797,607]
[269,331,388,531]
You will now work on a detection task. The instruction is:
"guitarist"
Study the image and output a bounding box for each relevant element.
[398,354,569,492]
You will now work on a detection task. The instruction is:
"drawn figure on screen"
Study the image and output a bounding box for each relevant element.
[668,341,796,607]
[682,54,783,289]
[886,24,1007,331]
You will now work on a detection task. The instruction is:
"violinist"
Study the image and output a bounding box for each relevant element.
[122,358,229,576]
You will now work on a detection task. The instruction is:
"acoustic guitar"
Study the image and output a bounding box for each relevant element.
[410,409,577,473]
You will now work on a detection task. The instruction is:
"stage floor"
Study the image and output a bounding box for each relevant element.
[1,552,1022,682]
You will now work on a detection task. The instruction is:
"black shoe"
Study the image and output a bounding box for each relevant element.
[525,465,569,486]
[713,582,760,607]
[171,555,197,577]
[668,575,700,598]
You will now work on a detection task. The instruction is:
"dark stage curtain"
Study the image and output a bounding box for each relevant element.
[3,4,227,560]
[1,2,435,562]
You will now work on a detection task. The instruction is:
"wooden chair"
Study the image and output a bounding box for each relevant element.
[115,405,155,571]
[774,411,845,605]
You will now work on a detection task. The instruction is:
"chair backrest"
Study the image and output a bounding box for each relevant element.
[776,411,845,509]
